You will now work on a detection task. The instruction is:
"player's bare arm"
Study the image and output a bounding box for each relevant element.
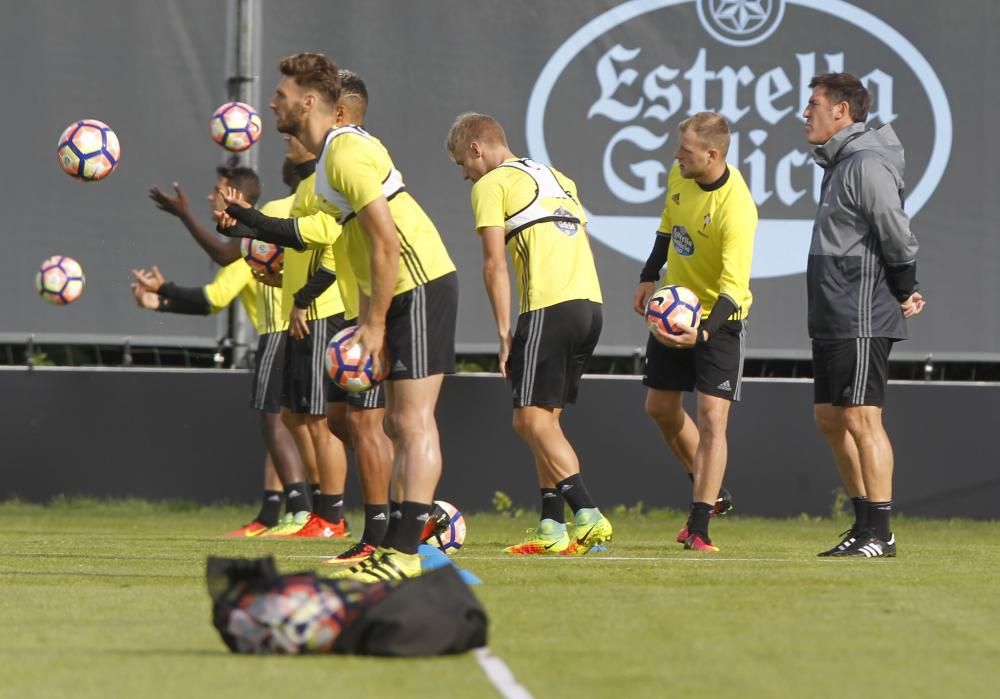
[479,226,513,380]
[352,196,400,367]
[151,182,241,266]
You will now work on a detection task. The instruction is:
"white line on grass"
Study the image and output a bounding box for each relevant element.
[473,647,535,699]
[286,554,805,563]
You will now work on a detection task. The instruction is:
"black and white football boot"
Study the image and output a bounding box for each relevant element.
[836,532,896,558]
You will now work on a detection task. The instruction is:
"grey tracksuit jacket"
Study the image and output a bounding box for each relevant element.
[807,121,919,340]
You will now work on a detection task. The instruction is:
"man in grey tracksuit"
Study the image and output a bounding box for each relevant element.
[803,72,926,558]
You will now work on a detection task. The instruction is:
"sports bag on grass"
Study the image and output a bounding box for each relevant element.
[207,556,487,656]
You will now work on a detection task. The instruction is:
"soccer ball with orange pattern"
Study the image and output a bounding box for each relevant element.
[645,285,702,338]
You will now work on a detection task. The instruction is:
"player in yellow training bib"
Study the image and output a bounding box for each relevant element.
[255,52,457,582]
[447,113,612,557]
[213,72,396,563]
[632,112,757,553]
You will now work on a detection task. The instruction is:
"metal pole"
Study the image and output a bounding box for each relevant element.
[222,0,261,368]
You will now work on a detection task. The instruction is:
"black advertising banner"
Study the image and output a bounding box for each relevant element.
[4,1,995,359]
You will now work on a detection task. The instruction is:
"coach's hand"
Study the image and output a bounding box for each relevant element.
[498,331,513,381]
[653,322,699,349]
[633,282,655,316]
[901,291,925,318]
[288,307,309,340]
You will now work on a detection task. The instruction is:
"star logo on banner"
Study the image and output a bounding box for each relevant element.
[712,0,769,34]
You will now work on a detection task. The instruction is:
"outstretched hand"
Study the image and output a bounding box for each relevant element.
[218,185,250,209]
[149,182,190,218]
[131,282,160,310]
[131,265,166,292]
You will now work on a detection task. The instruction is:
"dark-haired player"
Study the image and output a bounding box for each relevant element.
[140,168,314,534]
[217,54,457,581]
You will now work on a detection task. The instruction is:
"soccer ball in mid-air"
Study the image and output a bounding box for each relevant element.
[240,238,283,274]
[324,326,389,393]
[422,500,467,555]
[36,256,85,305]
[210,102,262,152]
[645,285,702,338]
[56,119,120,181]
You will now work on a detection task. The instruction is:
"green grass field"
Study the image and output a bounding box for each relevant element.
[1,500,998,698]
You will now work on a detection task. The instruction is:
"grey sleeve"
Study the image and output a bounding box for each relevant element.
[857,156,919,266]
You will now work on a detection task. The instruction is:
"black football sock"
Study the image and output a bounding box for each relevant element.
[361,504,389,546]
[395,501,433,555]
[556,474,596,514]
[868,501,893,541]
[284,482,311,516]
[310,482,322,508]
[540,488,566,523]
[382,501,402,549]
[316,493,344,523]
[851,496,869,534]
[688,502,714,539]
[255,490,284,527]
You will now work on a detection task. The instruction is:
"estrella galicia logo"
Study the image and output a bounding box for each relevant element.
[552,207,580,236]
[672,226,695,256]
[525,0,952,278]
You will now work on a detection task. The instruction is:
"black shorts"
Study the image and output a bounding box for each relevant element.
[250,331,285,413]
[385,272,458,381]
[508,299,602,408]
[283,315,349,415]
[643,319,748,401]
[812,337,892,406]
[346,383,386,410]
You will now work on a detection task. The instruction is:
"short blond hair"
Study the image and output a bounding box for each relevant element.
[446,112,508,154]
[678,112,730,156]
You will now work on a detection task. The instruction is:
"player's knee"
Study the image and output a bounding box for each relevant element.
[842,407,881,437]
[813,408,840,436]
[511,408,550,441]
[384,408,429,442]
[645,393,682,433]
[511,410,532,439]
